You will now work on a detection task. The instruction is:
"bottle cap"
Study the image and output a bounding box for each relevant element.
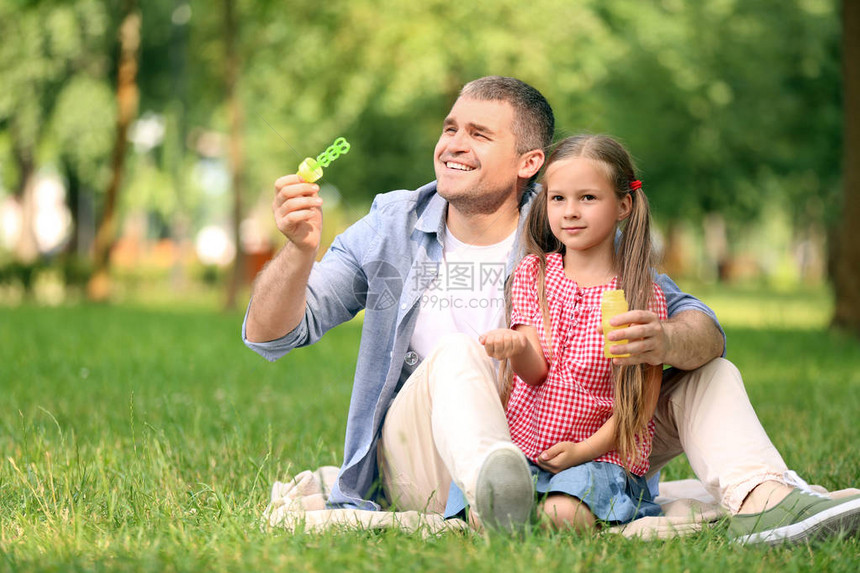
[297,157,323,182]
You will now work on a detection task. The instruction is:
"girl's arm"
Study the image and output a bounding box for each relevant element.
[480,324,548,386]
[537,364,663,473]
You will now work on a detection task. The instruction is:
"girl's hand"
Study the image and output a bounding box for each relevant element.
[479,328,529,360]
[536,441,591,474]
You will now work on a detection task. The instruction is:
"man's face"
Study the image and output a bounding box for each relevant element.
[433,97,525,213]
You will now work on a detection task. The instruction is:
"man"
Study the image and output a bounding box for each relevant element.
[244,76,860,543]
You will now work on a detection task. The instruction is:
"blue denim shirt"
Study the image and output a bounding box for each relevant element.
[242,181,725,509]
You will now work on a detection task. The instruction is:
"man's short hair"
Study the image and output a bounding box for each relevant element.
[459,76,555,155]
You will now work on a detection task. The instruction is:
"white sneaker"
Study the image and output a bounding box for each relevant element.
[474,444,534,532]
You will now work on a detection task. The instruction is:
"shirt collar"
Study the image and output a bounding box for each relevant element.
[415,183,448,237]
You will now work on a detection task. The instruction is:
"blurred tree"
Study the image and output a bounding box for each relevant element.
[1,0,846,300]
[0,0,110,263]
[87,0,141,301]
[223,0,246,311]
[833,0,859,333]
[593,0,840,277]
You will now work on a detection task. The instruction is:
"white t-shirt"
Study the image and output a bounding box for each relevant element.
[409,225,516,360]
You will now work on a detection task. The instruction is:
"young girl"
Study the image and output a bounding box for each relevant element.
[480,134,667,531]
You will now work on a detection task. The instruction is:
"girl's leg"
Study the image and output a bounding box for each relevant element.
[539,494,597,531]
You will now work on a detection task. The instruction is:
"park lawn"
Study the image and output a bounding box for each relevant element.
[1,286,859,572]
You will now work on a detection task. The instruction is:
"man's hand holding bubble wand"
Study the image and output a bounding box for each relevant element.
[270,135,350,255]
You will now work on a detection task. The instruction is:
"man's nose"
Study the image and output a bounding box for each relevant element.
[447,129,469,152]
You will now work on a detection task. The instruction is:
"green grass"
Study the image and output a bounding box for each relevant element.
[1,286,859,571]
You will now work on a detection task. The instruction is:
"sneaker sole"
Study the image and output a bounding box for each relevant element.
[475,447,534,533]
[735,496,860,545]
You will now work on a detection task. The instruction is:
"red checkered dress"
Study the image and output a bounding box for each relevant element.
[505,253,668,476]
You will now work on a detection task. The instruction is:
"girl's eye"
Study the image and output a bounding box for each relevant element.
[550,194,564,202]
[581,194,596,201]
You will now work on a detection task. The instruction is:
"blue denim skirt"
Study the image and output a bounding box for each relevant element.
[445,460,661,524]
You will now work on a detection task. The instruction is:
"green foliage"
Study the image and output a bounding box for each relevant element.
[0,0,846,278]
[49,75,116,188]
[1,288,859,569]
[0,0,111,165]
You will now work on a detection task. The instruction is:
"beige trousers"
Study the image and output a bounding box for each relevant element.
[378,334,796,514]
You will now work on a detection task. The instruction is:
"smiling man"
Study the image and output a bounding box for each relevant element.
[243,76,860,542]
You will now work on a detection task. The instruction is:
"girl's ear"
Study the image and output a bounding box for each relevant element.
[618,193,633,221]
[518,149,545,180]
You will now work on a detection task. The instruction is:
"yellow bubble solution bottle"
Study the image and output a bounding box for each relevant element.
[602,289,630,358]
[296,137,350,182]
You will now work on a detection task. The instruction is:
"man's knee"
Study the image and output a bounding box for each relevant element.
[426,333,487,365]
[423,333,499,396]
[663,357,756,425]
[430,332,486,356]
[666,357,744,398]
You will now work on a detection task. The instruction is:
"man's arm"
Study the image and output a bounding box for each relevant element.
[606,273,725,371]
[245,241,316,343]
[245,174,322,343]
[659,309,724,370]
[607,308,724,371]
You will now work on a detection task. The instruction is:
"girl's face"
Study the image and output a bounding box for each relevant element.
[544,157,632,257]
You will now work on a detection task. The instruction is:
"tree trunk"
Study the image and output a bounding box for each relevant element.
[87,1,140,302]
[660,220,687,278]
[223,0,246,311]
[832,0,860,333]
[11,144,39,265]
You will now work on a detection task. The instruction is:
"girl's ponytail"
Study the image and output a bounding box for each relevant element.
[615,182,655,470]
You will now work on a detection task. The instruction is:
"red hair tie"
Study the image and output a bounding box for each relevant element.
[629,179,642,192]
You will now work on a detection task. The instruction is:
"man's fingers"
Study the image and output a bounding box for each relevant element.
[274,178,320,204]
[279,209,320,226]
[607,322,658,342]
[278,195,323,214]
[610,309,653,325]
[273,173,301,189]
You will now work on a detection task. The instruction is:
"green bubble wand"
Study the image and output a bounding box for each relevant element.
[296,136,351,182]
[258,115,350,183]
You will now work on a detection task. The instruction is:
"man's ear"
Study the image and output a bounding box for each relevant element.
[618,193,633,221]
[518,149,545,180]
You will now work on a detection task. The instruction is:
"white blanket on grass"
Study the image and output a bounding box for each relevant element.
[261,466,860,539]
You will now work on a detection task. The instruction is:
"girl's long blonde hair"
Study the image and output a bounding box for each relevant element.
[502,134,655,470]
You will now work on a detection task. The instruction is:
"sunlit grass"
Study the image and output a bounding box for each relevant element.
[1,286,858,571]
[681,282,833,330]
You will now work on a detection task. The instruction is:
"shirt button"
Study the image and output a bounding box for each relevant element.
[404,351,419,366]
[401,303,408,310]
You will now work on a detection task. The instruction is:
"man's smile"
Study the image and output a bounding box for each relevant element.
[444,161,475,171]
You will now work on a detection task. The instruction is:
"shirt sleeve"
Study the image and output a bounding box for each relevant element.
[653,272,726,357]
[242,198,383,362]
[509,255,542,329]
